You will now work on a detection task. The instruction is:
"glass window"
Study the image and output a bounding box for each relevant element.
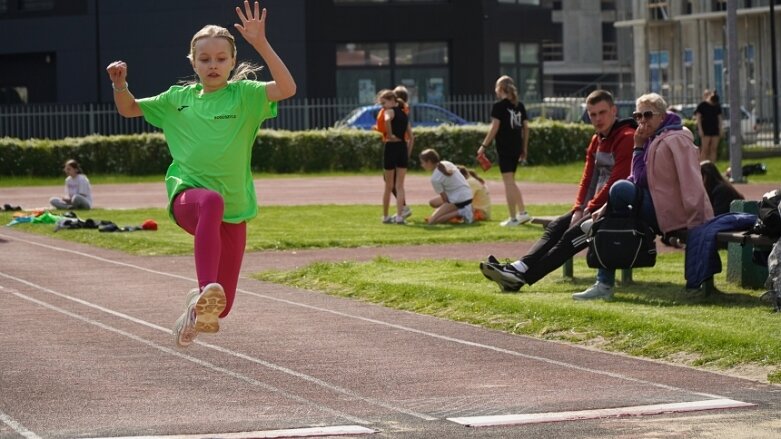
[19,0,54,11]
[649,50,669,94]
[713,47,724,97]
[498,0,540,4]
[336,43,390,66]
[336,69,392,103]
[395,68,449,103]
[519,43,538,64]
[499,42,516,63]
[395,42,448,65]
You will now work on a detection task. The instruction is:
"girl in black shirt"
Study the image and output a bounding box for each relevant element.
[477,75,530,226]
[695,89,722,162]
[377,89,412,224]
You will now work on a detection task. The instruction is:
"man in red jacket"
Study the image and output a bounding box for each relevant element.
[480,90,636,298]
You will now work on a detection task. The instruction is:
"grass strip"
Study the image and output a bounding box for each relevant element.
[255,254,781,383]
[0,204,569,255]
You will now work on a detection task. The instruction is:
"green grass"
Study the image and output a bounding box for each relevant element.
[255,254,781,383]
[0,204,570,255]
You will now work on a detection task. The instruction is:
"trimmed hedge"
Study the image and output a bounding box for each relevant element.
[0,122,596,177]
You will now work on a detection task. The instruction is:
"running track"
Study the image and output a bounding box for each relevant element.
[1,177,780,438]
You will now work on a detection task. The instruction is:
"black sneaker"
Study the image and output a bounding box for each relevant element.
[479,261,525,292]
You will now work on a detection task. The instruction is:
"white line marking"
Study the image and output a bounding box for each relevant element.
[0,409,41,439]
[85,425,376,439]
[0,233,730,401]
[447,398,755,427]
[5,287,368,425]
[0,273,436,421]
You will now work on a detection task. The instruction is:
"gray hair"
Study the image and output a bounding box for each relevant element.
[636,93,668,114]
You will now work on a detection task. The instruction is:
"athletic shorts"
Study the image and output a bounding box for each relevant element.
[384,141,409,170]
[496,143,522,173]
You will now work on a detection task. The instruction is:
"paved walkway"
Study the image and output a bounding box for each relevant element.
[3,175,777,211]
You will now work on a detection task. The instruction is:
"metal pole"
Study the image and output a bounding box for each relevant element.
[771,0,780,145]
[95,0,101,103]
[727,1,743,182]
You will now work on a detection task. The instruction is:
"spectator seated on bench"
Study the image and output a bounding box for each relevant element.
[479,89,636,297]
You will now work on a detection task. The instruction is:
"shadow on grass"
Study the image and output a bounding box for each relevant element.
[610,280,772,310]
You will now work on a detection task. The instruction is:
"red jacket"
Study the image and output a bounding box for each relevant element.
[572,118,636,213]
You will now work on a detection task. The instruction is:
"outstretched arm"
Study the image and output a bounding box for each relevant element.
[234,1,296,102]
[105,61,142,118]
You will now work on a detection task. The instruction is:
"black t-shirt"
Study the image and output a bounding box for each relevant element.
[491,99,528,149]
[389,104,409,141]
[695,101,722,136]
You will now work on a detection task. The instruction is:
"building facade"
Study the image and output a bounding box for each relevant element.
[0,0,551,105]
[615,0,780,118]
[539,0,635,99]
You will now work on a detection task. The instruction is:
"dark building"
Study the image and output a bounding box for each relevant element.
[0,0,551,105]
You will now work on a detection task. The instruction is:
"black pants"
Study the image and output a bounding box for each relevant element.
[520,211,591,285]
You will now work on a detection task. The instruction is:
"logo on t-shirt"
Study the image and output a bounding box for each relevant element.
[508,109,523,130]
[177,105,189,112]
[214,114,238,120]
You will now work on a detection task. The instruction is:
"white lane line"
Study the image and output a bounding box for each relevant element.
[0,409,41,439]
[0,273,436,421]
[447,398,755,427]
[0,233,729,401]
[85,425,376,439]
[5,287,368,425]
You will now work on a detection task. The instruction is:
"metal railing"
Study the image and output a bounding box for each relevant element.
[0,95,498,139]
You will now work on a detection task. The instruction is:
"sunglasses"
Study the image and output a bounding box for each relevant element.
[632,110,659,121]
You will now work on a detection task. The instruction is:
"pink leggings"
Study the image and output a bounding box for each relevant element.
[172,188,246,318]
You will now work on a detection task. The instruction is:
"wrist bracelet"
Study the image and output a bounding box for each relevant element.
[112,82,128,93]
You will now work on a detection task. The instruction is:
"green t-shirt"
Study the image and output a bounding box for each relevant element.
[138,81,277,223]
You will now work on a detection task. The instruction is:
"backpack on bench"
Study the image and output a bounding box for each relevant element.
[586,191,657,270]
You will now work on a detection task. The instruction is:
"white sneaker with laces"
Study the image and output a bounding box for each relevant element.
[500,217,520,227]
[516,212,532,224]
[402,205,412,219]
[172,288,200,348]
[572,282,614,300]
[382,216,395,224]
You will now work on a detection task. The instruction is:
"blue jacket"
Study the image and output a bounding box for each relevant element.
[685,213,757,288]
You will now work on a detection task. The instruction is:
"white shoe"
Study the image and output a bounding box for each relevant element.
[572,282,614,300]
[401,206,412,219]
[516,212,532,224]
[394,215,406,225]
[194,283,227,333]
[172,288,200,348]
[382,216,395,224]
[500,217,520,227]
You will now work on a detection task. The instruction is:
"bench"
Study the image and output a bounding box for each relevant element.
[530,216,774,294]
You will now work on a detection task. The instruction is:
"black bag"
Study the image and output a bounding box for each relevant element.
[586,215,657,269]
[750,189,781,239]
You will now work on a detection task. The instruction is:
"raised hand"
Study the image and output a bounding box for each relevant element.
[106,61,128,87]
[234,0,268,48]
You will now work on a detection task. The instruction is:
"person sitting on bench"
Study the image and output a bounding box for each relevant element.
[479,90,635,296]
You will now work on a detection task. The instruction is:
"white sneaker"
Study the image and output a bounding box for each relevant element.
[172,288,200,348]
[401,206,412,219]
[516,212,532,224]
[500,217,520,227]
[382,216,395,224]
[572,282,614,300]
[194,283,227,333]
[394,215,406,225]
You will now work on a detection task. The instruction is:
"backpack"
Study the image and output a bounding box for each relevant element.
[586,191,657,270]
[751,189,781,239]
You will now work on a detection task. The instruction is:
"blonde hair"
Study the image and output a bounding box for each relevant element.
[635,93,668,115]
[496,75,519,106]
[184,25,262,84]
